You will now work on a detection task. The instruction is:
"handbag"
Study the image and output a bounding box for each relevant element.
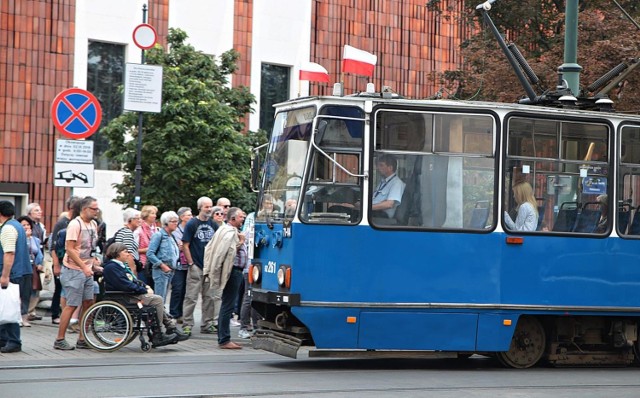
[0,283,22,325]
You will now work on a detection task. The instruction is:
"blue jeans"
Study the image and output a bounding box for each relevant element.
[169,269,187,319]
[152,268,174,304]
[0,322,21,348]
[11,274,32,315]
[218,268,243,345]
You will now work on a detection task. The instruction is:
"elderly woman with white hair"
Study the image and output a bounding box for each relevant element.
[147,211,181,303]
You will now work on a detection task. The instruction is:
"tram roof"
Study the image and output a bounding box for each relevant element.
[275,95,640,122]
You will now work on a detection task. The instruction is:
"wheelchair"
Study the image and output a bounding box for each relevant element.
[80,291,166,352]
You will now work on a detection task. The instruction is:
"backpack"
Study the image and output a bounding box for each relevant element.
[55,226,68,260]
[103,227,127,255]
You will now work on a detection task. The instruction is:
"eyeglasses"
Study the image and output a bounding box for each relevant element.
[223,205,230,208]
[88,207,99,211]
[214,212,223,216]
[169,220,179,223]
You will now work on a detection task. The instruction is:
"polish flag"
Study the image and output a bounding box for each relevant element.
[299,62,330,83]
[342,45,377,77]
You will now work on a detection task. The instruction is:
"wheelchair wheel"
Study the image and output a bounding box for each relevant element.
[81,300,133,352]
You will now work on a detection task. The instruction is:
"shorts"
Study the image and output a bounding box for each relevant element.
[60,266,94,307]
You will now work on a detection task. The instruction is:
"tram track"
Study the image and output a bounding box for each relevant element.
[3,356,640,397]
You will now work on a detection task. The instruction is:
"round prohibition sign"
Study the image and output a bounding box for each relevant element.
[51,88,102,139]
[133,23,158,50]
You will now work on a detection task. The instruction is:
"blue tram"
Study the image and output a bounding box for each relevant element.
[248,4,640,369]
[249,92,640,368]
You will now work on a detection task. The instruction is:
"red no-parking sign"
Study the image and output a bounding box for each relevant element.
[51,88,102,139]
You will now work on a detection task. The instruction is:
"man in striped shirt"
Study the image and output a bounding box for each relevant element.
[0,200,32,353]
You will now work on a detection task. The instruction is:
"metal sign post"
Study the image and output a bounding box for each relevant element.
[131,4,158,209]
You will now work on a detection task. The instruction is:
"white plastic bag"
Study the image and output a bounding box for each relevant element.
[0,283,21,325]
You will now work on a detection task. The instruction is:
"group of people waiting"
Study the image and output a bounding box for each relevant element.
[0,194,259,354]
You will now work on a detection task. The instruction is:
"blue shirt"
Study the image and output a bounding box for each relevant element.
[372,173,405,218]
[182,217,217,268]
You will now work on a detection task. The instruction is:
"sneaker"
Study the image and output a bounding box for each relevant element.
[54,339,75,350]
[230,319,241,327]
[238,329,252,339]
[200,324,217,334]
[182,326,192,336]
[76,339,91,349]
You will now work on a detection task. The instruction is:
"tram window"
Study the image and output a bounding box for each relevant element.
[301,151,362,224]
[300,107,365,225]
[434,114,493,155]
[371,110,496,231]
[504,117,611,235]
[376,111,431,152]
[508,119,557,158]
[618,125,640,237]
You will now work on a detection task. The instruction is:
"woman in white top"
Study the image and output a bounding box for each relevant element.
[504,181,538,231]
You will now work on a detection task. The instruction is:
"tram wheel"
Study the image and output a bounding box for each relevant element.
[496,316,546,369]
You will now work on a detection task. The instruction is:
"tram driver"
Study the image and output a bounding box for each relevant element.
[371,154,405,219]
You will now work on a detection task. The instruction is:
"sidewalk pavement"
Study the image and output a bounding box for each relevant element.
[0,305,254,362]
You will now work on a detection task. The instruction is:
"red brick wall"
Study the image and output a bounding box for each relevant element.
[233,0,253,89]
[309,0,468,97]
[148,0,169,49]
[0,0,75,230]
[233,0,252,131]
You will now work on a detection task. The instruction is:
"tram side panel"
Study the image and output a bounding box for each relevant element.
[287,223,507,351]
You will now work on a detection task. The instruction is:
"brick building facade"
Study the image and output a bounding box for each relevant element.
[0,0,467,232]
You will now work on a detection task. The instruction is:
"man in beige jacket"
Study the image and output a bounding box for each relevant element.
[203,207,246,349]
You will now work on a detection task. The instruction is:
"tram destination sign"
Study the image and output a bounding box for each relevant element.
[55,139,94,164]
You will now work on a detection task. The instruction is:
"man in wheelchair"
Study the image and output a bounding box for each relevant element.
[102,243,189,347]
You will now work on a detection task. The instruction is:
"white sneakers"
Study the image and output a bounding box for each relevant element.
[238,329,252,339]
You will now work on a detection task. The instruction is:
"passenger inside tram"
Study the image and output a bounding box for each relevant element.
[504,180,539,231]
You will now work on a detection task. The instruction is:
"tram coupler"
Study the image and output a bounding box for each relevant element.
[252,329,303,359]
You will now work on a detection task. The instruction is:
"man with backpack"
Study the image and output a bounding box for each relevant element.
[54,196,103,350]
[49,195,79,325]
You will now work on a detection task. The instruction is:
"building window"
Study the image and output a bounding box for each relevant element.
[87,41,125,169]
[260,64,290,131]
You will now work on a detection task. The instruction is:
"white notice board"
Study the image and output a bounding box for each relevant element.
[124,63,163,113]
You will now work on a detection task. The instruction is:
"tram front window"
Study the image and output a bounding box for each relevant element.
[257,106,314,222]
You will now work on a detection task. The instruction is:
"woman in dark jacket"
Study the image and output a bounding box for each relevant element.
[102,243,188,346]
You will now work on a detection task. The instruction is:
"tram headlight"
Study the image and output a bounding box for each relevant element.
[277,265,292,288]
[277,266,286,287]
[249,264,261,284]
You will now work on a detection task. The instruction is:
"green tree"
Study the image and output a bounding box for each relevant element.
[442,0,640,112]
[102,28,265,212]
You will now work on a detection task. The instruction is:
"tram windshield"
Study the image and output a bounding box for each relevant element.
[256,106,315,222]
